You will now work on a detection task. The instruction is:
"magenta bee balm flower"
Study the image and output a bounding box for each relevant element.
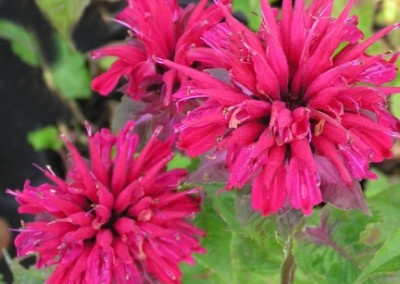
[10,122,204,284]
[91,0,230,105]
[164,0,400,216]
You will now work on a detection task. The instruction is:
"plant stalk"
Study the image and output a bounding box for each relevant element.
[280,236,296,284]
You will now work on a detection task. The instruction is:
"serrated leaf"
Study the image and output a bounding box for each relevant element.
[208,188,242,232]
[326,208,378,258]
[3,250,52,284]
[35,0,90,43]
[190,190,234,283]
[0,20,39,67]
[214,187,284,281]
[296,206,378,283]
[27,126,63,151]
[230,232,281,284]
[356,227,400,283]
[183,185,284,283]
[49,36,91,99]
[232,197,284,282]
[294,240,361,284]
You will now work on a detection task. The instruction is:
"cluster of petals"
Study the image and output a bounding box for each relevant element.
[91,0,230,105]
[10,121,204,284]
[164,0,400,216]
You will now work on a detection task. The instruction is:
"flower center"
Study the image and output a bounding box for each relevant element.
[280,91,307,111]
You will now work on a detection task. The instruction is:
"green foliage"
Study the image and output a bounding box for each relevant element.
[0,20,91,100]
[230,232,281,284]
[294,207,378,284]
[295,183,400,284]
[392,95,400,119]
[232,0,262,30]
[182,175,400,284]
[35,0,90,44]
[3,250,52,284]
[365,184,400,246]
[295,242,360,284]
[167,153,193,170]
[182,188,235,283]
[27,126,63,151]
[98,57,117,71]
[29,1,92,100]
[375,0,400,26]
[356,227,400,283]
[0,20,39,67]
[167,154,201,173]
[364,169,391,199]
[48,36,92,99]
[182,185,283,283]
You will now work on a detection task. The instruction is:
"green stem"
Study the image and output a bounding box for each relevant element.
[29,30,86,124]
[281,236,296,284]
[276,209,304,284]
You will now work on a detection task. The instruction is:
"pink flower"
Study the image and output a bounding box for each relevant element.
[164,0,400,216]
[9,122,204,284]
[91,0,230,105]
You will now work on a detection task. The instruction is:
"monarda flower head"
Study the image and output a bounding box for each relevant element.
[164,0,400,216]
[91,0,230,105]
[9,122,204,284]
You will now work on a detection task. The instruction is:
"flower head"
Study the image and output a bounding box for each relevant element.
[10,122,204,284]
[91,0,230,105]
[165,0,400,216]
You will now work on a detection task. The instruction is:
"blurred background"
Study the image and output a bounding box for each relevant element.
[0,0,399,283]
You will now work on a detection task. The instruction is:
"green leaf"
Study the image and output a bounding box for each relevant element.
[98,57,117,71]
[364,169,391,199]
[295,206,378,283]
[196,185,287,283]
[181,261,220,284]
[356,227,400,283]
[27,126,63,151]
[35,0,90,43]
[188,190,235,283]
[375,0,399,26]
[209,189,242,231]
[232,0,262,30]
[391,94,400,119]
[0,20,39,67]
[182,185,284,283]
[230,232,281,284]
[295,240,361,284]
[3,250,53,284]
[361,184,400,246]
[49,36,91,99]
[167,153,192,171]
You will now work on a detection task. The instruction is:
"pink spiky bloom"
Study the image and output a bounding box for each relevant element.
[9,122,204,284]
[164,0,400,216]
[91,0,230,105]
